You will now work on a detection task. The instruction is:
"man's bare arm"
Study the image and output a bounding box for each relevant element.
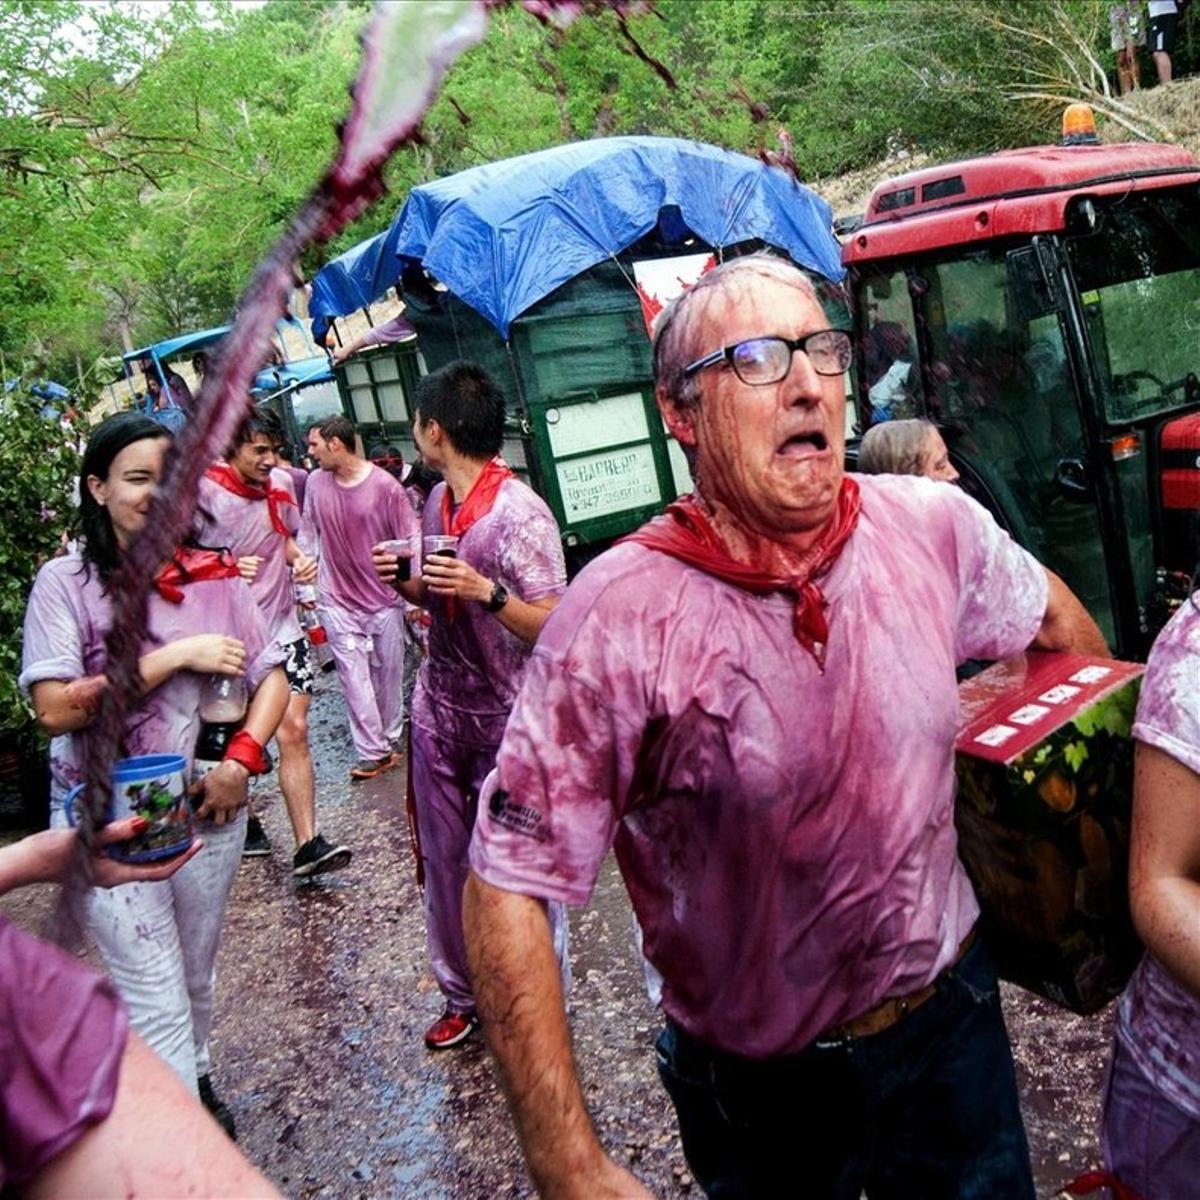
[463,874,650,1199]
[1031,569,1109,657]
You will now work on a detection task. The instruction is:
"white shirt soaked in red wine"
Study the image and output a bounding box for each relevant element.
[197,466,303,646]
[21,552,279,806]
[412,477,567,751]
[471,475,1048,1058]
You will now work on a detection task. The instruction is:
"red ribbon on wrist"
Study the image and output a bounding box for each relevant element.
[223,731,269,776]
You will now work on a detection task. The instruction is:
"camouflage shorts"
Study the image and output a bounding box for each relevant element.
[283,636,316,695]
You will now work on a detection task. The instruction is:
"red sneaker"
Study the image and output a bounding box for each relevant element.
[424,1009,479,1050]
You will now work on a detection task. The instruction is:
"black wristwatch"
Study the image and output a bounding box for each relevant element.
[485,581,509,613]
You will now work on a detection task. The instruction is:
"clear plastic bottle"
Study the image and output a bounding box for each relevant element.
[199,674,247,724]
[295,583,333,666]
[194,675,248,782]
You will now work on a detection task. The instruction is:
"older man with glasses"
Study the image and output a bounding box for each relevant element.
[462,254,1107,1199]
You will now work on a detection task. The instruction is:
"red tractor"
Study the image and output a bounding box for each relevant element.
[843,105,1200,657]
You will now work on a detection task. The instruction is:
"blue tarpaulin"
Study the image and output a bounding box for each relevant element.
[310,227,404,322]
[309,136,844,338]
[252,355,334,396]
[122,325,232,366]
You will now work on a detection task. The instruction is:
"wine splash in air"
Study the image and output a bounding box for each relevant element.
[59,0,582,924]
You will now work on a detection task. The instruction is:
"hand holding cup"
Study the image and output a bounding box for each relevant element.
[374,538,414,587]
[422,536,490,601]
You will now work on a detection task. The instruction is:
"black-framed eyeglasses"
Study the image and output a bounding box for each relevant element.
[683,330,853,385]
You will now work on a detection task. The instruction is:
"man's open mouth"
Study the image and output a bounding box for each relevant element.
[778,431,828,456]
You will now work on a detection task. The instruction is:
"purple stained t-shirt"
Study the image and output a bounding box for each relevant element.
[286,464,309,511]
[300,464,418,615]
[412,478,566,749]
[20,552,281,806]
[0,917,127,1190]
[470,475,1048,1058]
[1117,597,1200,1120]
[196,466,302,646]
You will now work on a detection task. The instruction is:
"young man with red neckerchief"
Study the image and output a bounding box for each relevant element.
[198,407,350,878]
[373,361,569,1051]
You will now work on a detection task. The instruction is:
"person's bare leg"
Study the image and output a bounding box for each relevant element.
[276,692,316,848]
[1154,49,1172,84]
[1129,43,1142,90]
[1117,48,1134,95]
[28,1031,278,1198]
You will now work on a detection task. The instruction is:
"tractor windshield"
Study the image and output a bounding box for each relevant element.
[855,241,1118,647]
[1064,189,1200,425]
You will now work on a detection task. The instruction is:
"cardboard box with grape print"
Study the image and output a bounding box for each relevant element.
[954,652,1144,1014]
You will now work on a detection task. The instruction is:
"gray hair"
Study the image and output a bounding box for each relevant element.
[651,253,821,411]
[858,418,939,476]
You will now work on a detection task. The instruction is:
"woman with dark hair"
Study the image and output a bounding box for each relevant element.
[20,411,288,1138]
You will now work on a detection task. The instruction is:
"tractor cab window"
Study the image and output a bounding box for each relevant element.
[915,246,1116,646]
[857,269,921,422]
[1063,191,1200,425]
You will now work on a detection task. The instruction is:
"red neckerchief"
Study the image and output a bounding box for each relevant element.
[204,463,297,537]
[153,547,242,604]
[438,457,514,621]
[1060,1170,1143,1200]
[440,455,514,538]
[623,478,862,671]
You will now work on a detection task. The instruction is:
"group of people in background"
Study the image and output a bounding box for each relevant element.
[9,351,572,1179]
[1110,1,1186,93]
[5,256,1199,1198]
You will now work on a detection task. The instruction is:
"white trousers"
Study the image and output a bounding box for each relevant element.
[55,806,246,1094]
[322,603,409,761]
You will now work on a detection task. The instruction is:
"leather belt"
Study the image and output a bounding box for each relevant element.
[822,926,978,1042]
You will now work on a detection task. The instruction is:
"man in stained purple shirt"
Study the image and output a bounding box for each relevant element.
[275,440,309,511]
[374,361,567,1052]
[301,414,418,781]
[198,407,350,877]
[0,824,276,1196]
[461,256,1108,1198]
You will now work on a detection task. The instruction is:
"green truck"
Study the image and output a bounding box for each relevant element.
[309,136,843,563]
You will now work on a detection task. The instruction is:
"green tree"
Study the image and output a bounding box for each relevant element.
[0,392,79,730]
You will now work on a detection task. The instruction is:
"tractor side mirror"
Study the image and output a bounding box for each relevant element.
[1054,456,1091,498]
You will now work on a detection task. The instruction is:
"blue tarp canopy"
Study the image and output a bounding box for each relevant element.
[123,325,232,366]
[310,136,844,338]
[310,228,403,321]
[252,355,334,396]
[30,380,71,402]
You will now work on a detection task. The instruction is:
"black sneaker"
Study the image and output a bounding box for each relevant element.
[242,814,271,858]
[293,833,352,878]
[349,754,397,782]
[198,1074,237,1141]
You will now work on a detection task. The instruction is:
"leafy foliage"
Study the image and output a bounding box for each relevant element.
[0,393,79,729]
[1,0,1196,392]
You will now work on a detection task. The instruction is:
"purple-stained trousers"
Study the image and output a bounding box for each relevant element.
[322,602,409,762]
[411,722,568,1012]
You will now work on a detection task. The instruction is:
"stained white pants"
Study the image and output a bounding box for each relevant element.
[54,806,246,1094]
[323,603,408,761]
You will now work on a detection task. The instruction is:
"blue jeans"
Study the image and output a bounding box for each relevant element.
[655,935,1034,1199]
